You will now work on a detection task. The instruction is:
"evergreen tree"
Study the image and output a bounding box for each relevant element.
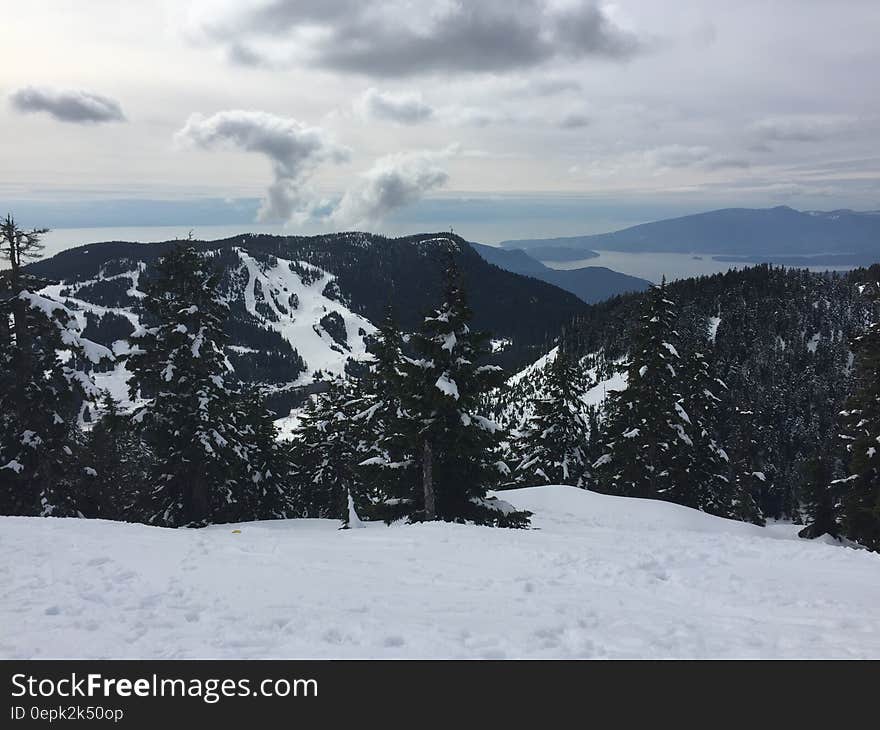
[127,246,289,527]
[289,375,368,522]
[513,340,590,486]
[676,347,761,521]
[389,255,530,527]
[356,308,418,514]
[80,392,153,520]
[798,454,840,540]
[592,281,689,500]
[233,385,296,521]
[1,217,111,516]
[835,291,880,550]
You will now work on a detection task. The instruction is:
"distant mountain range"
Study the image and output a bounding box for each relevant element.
[501,206,880,265]
[471,243,650,302]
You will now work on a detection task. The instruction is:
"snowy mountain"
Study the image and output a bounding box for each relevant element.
[501,206,880,264]
[4,484,878,659]
[26,232,588,412]
[493,264,879,520]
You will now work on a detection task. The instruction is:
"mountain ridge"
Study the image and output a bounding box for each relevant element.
[470,242,650,302]
[501,206,880,261]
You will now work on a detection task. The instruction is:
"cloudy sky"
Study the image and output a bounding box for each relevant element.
[3,1,880,240]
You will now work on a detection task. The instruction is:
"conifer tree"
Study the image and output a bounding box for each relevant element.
[289,375,368,522]
[80,392,152,520]
[391,253,530,527]
[356,308,417,513]
[592,280,689,499]
[1,217,111,516]
[513,340,589,486]
[675,347,761,521]
[835,293,880,550]
[233,386,295,521]
[798,454,840,540]
[127,246,288,527]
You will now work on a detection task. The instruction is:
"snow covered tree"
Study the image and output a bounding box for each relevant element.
[233,386,296,521]
[726,406,769,524]
[835,294,880,551]
[513,341,590,486]
[356,308,417,511]
[80,392,152,520]
[592,280,689,500]
[127,246,290,527]
[289,375,368,523]
[798,454,840,540]
[673,347,760,521]
[1,217,112,516]
[383,254,530,527]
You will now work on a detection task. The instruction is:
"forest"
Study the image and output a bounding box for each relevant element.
[2,215,880,552]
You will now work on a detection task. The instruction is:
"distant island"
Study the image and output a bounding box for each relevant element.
[501,206,880,262]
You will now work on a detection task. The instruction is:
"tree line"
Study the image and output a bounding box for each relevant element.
[0,218,529,529]
[499,277,880,550]
[2,216,879,550]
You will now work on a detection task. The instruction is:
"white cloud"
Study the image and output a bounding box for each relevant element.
[332,148,453,227]
[174,110,350,222]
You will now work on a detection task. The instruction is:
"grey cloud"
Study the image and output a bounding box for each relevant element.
[175,110,349,222]
[189,1,643,77]
[558,113,591,129]
[357,88,434,125]
[648,145,748,171]
[332,148,451,227]
[9,86,125,124]
[749,115,857,142]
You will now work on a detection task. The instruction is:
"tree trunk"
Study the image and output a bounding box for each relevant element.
[422,438,435,520]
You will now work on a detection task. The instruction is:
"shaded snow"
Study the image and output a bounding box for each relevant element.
[3,486,879,659]
[708,316,721,342]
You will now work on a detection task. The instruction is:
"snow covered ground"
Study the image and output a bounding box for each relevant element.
[3,486,879,659]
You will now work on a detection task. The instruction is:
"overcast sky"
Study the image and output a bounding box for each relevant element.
[3,1,880,238]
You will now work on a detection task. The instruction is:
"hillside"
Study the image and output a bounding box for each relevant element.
[471,242,650,303]
[24,232,588,411]
[501,206,880,263]
[3,485,878,659]
[492,264,879,520]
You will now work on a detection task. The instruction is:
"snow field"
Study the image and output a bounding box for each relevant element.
[2,486,879,659]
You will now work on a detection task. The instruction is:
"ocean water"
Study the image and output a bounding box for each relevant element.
[543,250,854,284]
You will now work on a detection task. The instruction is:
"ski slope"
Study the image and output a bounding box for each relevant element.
[3,486,879,659]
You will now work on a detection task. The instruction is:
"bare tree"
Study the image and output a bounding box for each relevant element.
[1,215,49,418]
[1,214,48,289]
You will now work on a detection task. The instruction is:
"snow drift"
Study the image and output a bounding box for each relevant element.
[3,486,879,659]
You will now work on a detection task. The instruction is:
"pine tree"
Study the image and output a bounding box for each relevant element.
[127,246,288,527]
[513,341,590,486]
[835,290,880,550]
[1,216,111,516]
[391,254,530,527]
[592,280,689,500]
[233,385,295,521]
[356,307,418,516]
[676,346,761,521]
[80,392,152,520]
[798,454,840,539]
[289,375,368,522]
